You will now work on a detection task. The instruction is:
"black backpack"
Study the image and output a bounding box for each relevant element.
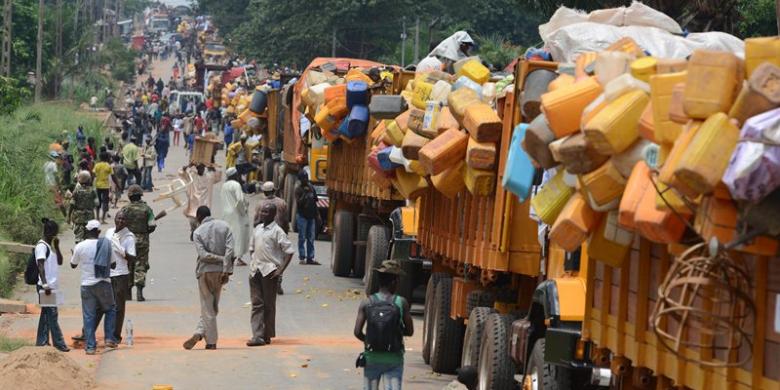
[24,241,49,285]
[364,294,403,353]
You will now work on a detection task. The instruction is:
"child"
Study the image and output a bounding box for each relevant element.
[111,155,127,208]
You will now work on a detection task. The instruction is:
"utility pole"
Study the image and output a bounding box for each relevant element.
[401,17,407,67]
[35,0,44,102]
[414,16,420,63]
[54,0,62,96]
[1,0,11,77]
[331,28,336,57]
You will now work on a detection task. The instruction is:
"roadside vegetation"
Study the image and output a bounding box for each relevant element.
[0,334,31,353]
[0,103,103,298]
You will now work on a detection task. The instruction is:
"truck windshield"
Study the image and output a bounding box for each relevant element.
[205,44,224,52]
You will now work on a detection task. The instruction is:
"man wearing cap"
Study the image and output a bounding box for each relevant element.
[69,171,97,244]
[353,260,413,388]
[70,220,118,355]
[121,184,156,301]
[222,167,251,264]
[183,206,234,350]
[247,203,294,347]
[180,162,222,240]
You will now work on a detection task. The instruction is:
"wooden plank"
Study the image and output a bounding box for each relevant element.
[0,241,34,254]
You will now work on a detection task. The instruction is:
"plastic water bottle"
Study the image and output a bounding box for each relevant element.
[126,319,134,346]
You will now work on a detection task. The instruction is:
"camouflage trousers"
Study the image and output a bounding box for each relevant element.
[133,234,151,288]
[73,223,87,244]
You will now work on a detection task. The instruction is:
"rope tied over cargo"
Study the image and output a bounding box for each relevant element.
[651,242,755,368]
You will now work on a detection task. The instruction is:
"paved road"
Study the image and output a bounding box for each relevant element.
[2,57,454,389]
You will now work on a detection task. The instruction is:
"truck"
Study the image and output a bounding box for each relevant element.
[370,9,777,390]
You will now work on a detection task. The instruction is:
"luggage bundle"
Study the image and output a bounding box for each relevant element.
[516,37,780,261]
[365,57,514,199]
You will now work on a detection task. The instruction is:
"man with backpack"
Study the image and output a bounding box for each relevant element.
[294,171,321,265]
[29,218,69,352]
[353,260,413,390]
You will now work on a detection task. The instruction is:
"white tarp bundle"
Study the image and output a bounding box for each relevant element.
[540,1,744,63]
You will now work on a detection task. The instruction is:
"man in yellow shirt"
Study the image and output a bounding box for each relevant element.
[93,152,114,224]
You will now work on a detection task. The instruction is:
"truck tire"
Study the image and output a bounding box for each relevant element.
[397,255,421,302]
[466,290,496,316]
[331,209,354,277]
[430,278,465,374]
[526,339,587,390]
[423,273,448,364]
[364,225,391,292]
[262,159,274,182]
[461,307,496,368]
[477,313,515,390]
[353,217,372,280]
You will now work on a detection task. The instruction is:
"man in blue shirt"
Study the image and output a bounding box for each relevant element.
[223,121,234,155]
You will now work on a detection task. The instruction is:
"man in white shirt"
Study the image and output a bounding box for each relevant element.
[106,210,136,342]
[35,218,69,352]
[246,204,294,347]
[70,220,118,355]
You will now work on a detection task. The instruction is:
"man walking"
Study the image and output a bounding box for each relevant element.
[122,136,142,186]
[353,260,414,389]
[140,138,157,191]
[180,163,221,240]
[121,185,156,301]
[69,171,97,244]
[93,152,113,224]
[35,218,69,352]
[70,220,118,355]
[183,206,235,350]
[246,204,294,347]
[105,210,135,342]
[294,171,321,265]
[222,167,251,265]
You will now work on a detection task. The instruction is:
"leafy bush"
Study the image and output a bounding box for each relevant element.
[475,34,522,71]
[0,77,32,116]
[0,103,103,297]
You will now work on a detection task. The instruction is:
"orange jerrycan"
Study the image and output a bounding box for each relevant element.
[448,87,480,124]
[580,159,626,209]
[584,89,649,155]
[656,58,687,74]
[541,76,603,138]
[595,51,632,85]
[463,165,496,196]
[394,169,428,199]
[633,182,688,244]
[658,120,701,197]
[649,71,687,143]
[463,103,503,143]
[548,73,575,92]
[745,36,780,77]
[638,102,656,142]
[549,192,600,252]
[466,137,497,171]
[588,211,633,268]
[432,160,466,198]
[531,170,575,225]
[674,112,739,196]
[668,82,689,124]
[729,62,780,126]
[683,50,742,119]
[418,128,469,176]
[695,196,779,256]
[618,161,650,230]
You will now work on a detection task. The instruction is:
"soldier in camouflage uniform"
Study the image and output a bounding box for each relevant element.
[69,171,97,243]
[122,184,156,302]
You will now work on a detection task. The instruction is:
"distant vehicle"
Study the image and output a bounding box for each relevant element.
[117,19,133,36]
[147,16,170,34]
[169,90,205,116]
[160,32,183,44]
[203,42,227,66]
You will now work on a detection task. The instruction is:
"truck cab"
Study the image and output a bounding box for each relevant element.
[203,42,227,66]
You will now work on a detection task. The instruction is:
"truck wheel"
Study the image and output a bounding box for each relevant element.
[423,273,448,364]
[526,339,586,390]
[364,225,391,293]
[397,255,421,302]
[430,278,465,374]
[353,216,372,280]
[466,290,496,316]
[462,307,496,369]
[331,209,354,277]
[262,159,274,182]
[477,313,515,390]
